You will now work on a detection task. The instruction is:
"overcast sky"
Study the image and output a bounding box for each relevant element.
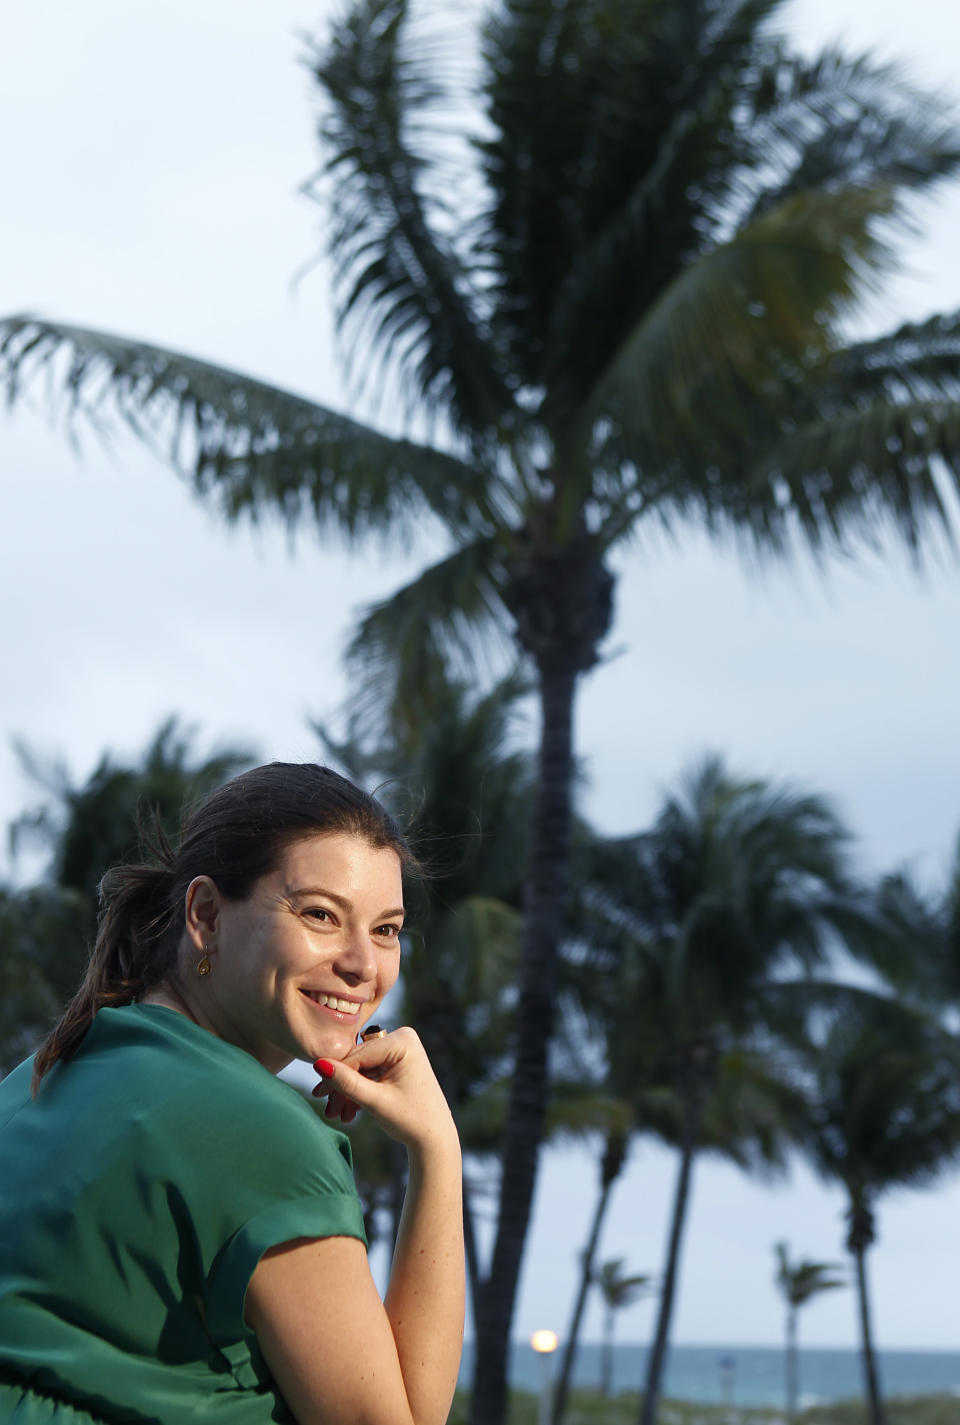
[3,0,960,1352]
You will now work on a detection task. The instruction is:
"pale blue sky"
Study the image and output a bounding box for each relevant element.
[2,0,960,1349]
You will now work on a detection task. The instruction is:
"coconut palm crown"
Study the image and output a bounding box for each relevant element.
[4,2,960,1419]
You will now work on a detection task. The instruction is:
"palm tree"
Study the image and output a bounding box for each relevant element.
[796,997,960,1425]
[567,755,869,1425]
[773,1242,844,1422]
[596,1259,652,1397]
[5,6,960,1418]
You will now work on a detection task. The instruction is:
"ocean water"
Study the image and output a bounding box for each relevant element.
[459,1343,960,1407]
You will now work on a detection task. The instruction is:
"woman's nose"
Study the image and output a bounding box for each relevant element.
[334,929,377,981]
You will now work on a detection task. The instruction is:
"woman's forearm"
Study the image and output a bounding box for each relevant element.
[384,1126,465,1425]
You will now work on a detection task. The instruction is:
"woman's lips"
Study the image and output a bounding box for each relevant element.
[299,988,363,1018]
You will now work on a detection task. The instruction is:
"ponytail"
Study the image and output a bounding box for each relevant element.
[31,831,180,1093]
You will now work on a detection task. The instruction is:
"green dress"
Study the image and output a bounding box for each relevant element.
[0,1003,368,1423]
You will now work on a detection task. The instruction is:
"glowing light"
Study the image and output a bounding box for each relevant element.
[530,1329,558,1354]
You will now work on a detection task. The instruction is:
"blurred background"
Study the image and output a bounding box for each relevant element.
[3,1,960,1421]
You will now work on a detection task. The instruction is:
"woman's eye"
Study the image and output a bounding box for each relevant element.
[305,908,332,923]
[376,924,402,940]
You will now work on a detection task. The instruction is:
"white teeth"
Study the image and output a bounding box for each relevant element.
[304,991,361,1015]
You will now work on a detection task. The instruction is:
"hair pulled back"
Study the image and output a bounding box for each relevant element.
[32,762,411,1091]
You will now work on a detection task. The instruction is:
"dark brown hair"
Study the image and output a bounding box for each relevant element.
[32,762,412,1091]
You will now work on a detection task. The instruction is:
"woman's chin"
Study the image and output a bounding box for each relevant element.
[306,1025,359,1063]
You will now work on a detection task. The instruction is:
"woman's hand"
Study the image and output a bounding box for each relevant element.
[312,1027,456,1154]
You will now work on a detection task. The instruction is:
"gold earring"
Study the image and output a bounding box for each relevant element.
[196,946,212,977]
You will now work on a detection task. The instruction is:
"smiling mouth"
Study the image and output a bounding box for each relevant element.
[300,990,363,1017]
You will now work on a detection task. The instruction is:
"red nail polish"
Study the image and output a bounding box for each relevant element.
[314,1058,335,1077]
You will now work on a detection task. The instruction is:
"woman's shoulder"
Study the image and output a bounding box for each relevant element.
[93,1003,323,1128]
[26,1004,328,1167]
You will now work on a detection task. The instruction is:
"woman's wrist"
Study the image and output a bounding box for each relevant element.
[405,1113,462,1172]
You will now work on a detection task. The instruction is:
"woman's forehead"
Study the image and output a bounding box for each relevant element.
[275,833,403,894]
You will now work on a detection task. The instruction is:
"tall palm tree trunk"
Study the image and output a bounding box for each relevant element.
[852,1243,886,1425]
[469,662,579,1425]
[552,1131,627,1425]
[639,1085,703,1425]
[601,1302,615,1397]
[785,1306,798,1423]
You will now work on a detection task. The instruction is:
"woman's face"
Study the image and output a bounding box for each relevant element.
[192,832,405,1073]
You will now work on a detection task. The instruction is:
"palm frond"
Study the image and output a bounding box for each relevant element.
[744,48,960,224]
[822,310,960,403]
[306,0,515,443]
[844,859,960,1007]
[595,1258,653,1308]
[345,535,512,740]
[800,1001,960,1193]
[742,397,960,558]
[0,316,500,540]
[774,1242,845,1306]
[582,185,899,463]
[594,315,960,562]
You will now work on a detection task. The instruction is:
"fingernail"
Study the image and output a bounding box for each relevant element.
[314,1058,335,1077]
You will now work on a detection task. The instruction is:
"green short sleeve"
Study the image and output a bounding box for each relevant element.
[207,1190,368,1340]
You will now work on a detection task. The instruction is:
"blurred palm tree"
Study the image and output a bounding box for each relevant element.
[0,717,250,1066]
[567,755,870,1425]
[795,998,960,1425]
[6,5,960,1416]
[858,837,960,1011]
[596,1259,653,1397]
[773,1242,844,1422]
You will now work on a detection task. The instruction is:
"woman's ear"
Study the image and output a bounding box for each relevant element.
[184,876,221,952]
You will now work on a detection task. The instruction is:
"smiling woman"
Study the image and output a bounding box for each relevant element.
[0,763,464,1425]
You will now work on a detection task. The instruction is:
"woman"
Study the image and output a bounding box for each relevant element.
[0,763,464,1424]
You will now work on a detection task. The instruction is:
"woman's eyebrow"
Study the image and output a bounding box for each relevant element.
[290,886,405,919]
[290,885,349,907]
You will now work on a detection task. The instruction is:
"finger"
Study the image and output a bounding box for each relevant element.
[316,1054,391,1111]
[324,1090,357,1121]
